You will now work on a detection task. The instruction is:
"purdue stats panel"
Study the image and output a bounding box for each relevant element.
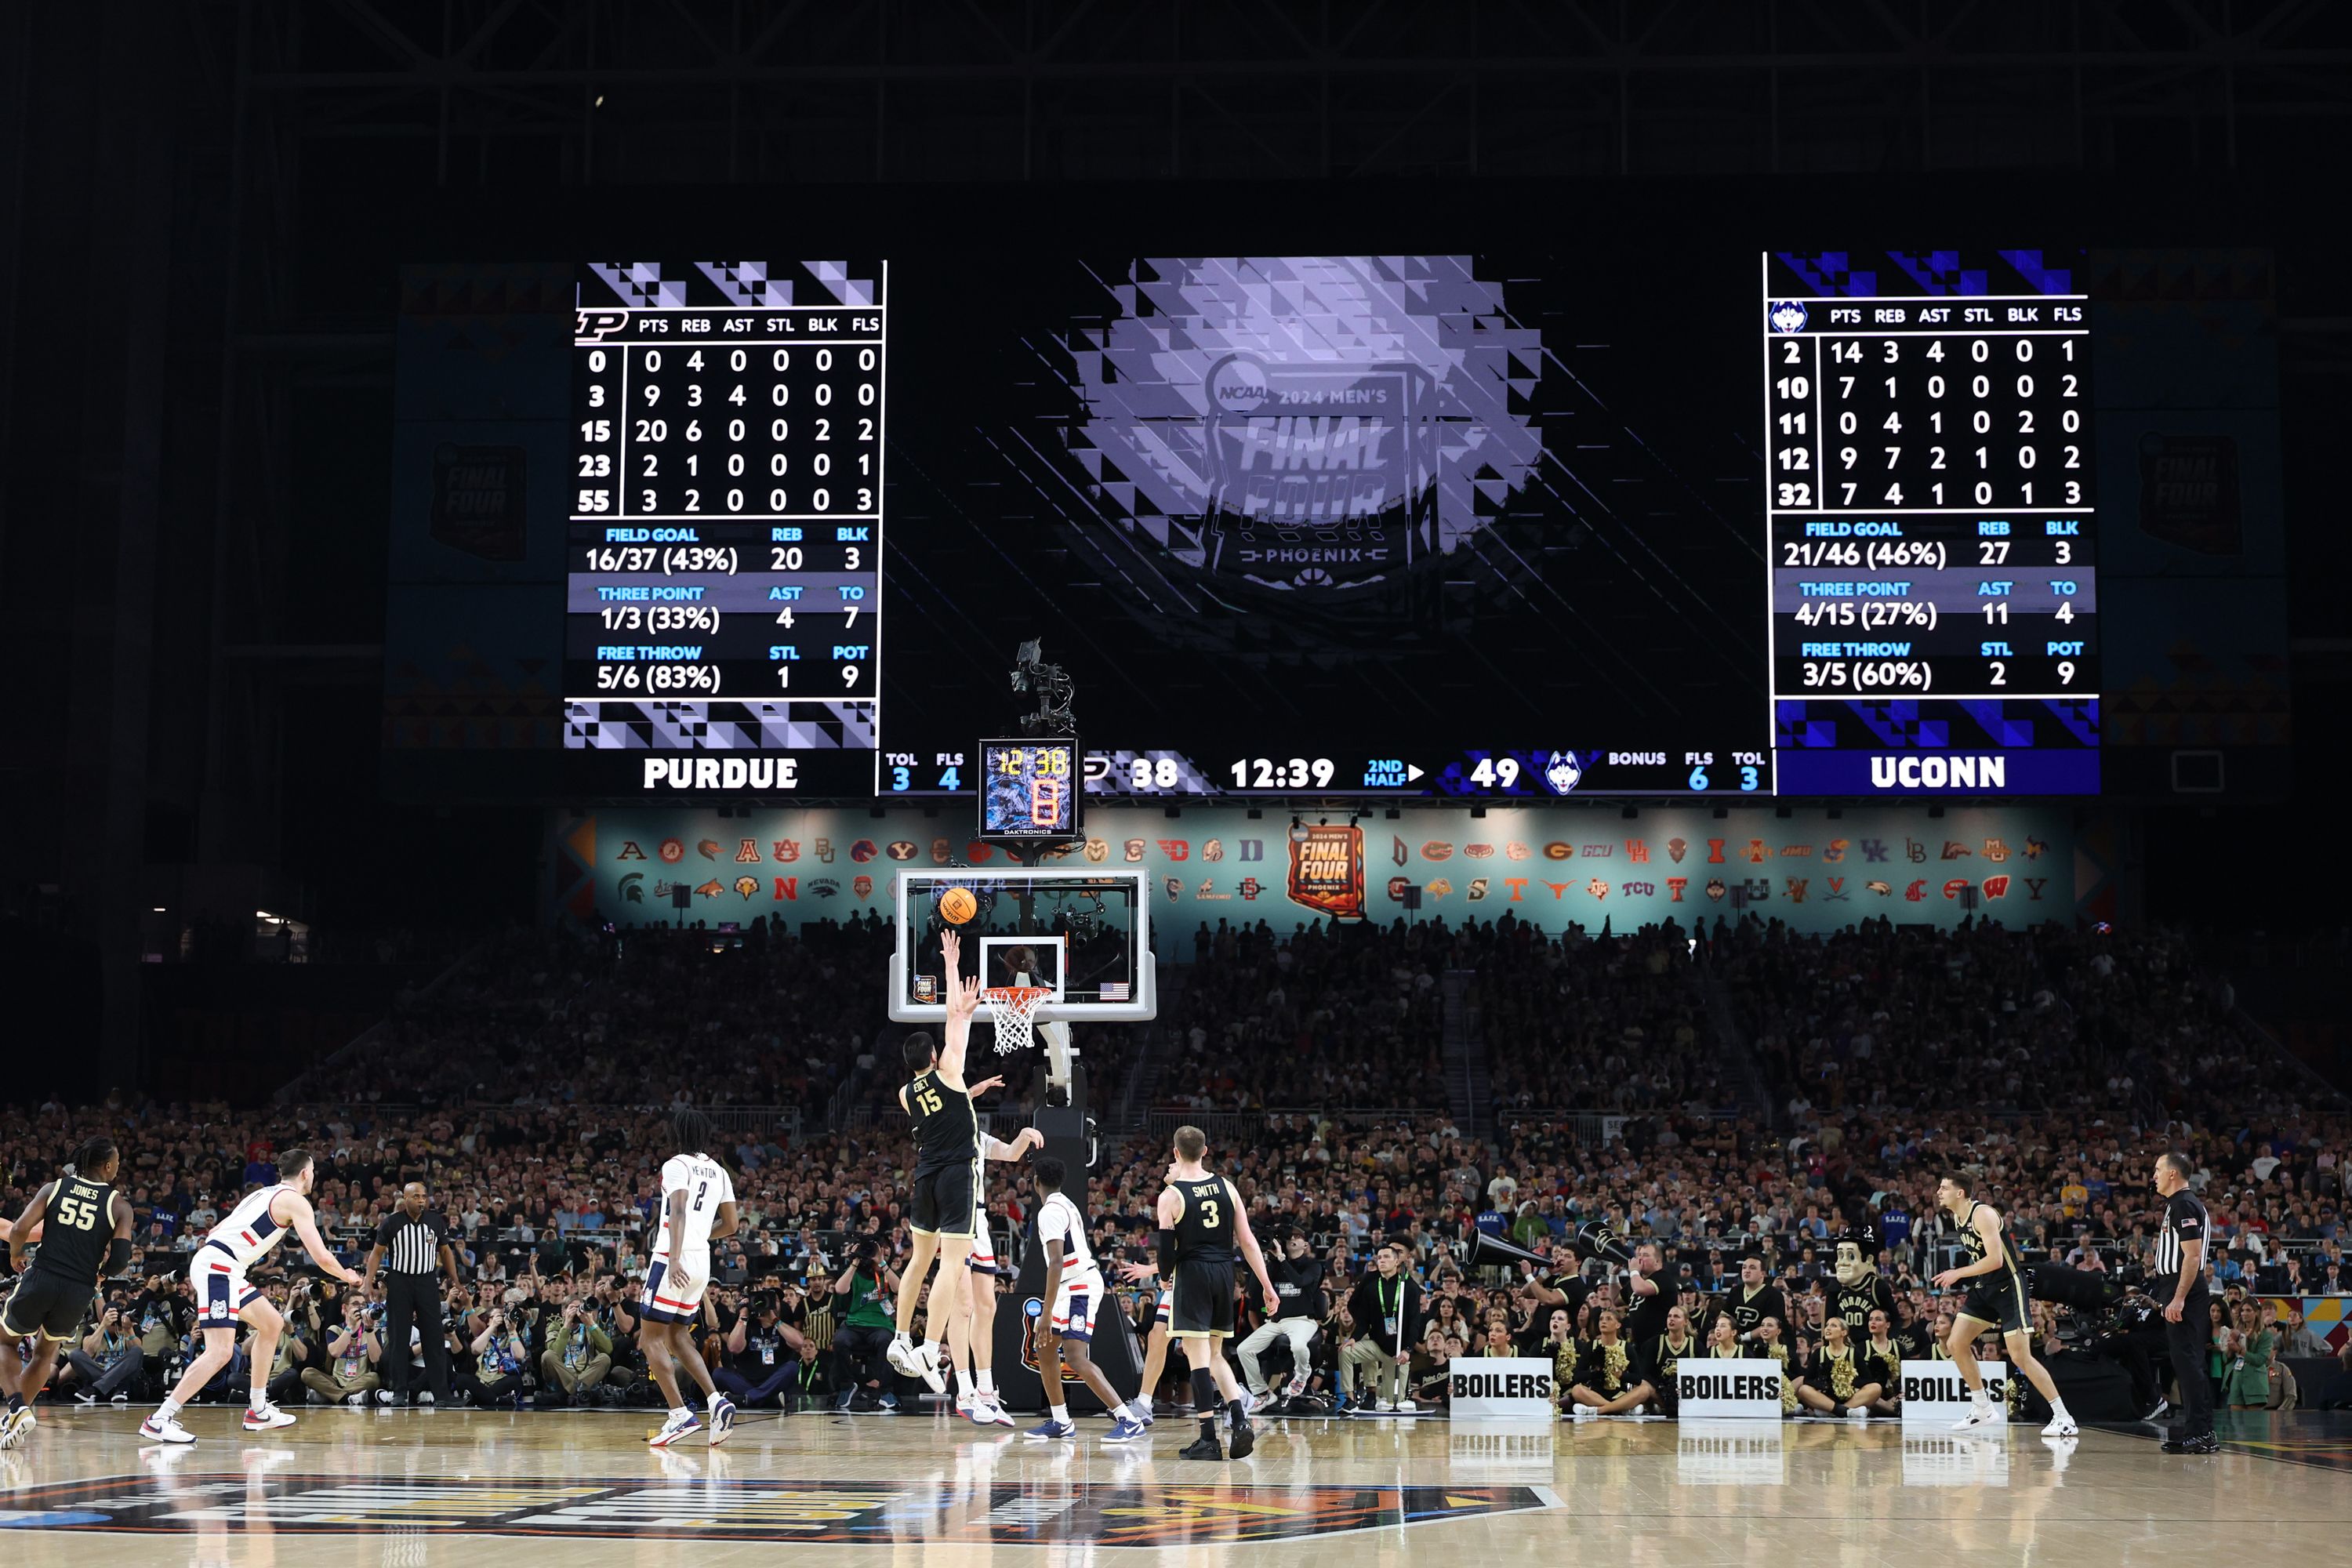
[566,261,886,795]
[1762,251,2099,795]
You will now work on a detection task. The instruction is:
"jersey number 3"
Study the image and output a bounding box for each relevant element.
[1199,1199,1221,1231]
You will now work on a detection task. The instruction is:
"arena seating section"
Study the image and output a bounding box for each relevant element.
[5,913,2346,1410]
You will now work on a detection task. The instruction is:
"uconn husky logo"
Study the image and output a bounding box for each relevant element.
[1544,751,1584,795]
[1769,300,1809,333]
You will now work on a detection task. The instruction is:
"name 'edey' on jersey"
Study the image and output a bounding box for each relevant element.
[653,1153,734,1258]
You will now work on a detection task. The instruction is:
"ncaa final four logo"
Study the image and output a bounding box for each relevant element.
[1203,353,1436,589]
[1061,256,1545,597]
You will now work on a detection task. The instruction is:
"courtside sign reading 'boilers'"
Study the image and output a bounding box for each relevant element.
[1675,1359,1783,1419]
[1448,1359,1555,1420]
[1899,1360,2007,1427]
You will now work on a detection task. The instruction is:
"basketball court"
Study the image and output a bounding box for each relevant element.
[2,1408,2346,1561]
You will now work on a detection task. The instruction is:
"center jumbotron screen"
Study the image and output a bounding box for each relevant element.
[396,248,2118,801]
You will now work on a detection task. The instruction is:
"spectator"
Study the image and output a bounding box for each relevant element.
[539,1295,615,1406]
[303,1297,381,1406]
[828,1246,898,1413]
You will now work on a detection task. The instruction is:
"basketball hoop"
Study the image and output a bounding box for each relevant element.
[981,986,1051,1057]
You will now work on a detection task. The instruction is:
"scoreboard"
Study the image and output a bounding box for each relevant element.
[1762,254,2099,794]
[430,247,2122,804]
[565,261,886,795]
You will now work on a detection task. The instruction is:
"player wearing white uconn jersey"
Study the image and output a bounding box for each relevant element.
[641,1108,742,1448]
[1025,1156,1146,1442]
[948,1096,1040,1429]
[140,1150,361,1445]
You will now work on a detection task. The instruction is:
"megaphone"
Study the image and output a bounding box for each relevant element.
[2028,1261,2125,1314]
[1465,1229,1552,1273]
[1575,1222,1635,1266]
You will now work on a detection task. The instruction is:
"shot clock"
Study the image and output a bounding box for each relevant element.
[979,738,1082,842]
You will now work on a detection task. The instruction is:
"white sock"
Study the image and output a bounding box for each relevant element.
[2050,1397,2071,1418]
[955,1368,974,1398]
[708,1389,725,1409]
[1129,1397,1151,1417]
[1050,1403,1069,1425]
[977,1370,995,1396]
[671,1405,691,1422]
[156,1399,183,1422]
[892,1330,911,1346]
[925,1337,945,1354]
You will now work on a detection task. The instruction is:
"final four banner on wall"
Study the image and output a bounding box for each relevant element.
[550,805,2075,934]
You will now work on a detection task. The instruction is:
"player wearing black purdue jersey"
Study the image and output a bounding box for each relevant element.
[1120,1126,1277,1461]
[887,928,985,1396]
[2,1138,132,1449]
[1933,1171,2074,1436]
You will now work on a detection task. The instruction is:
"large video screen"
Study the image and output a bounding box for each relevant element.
[389,245,2237,803]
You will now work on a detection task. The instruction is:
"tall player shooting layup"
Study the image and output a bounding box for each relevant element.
[1120,1125,1278,1461]
[889,927,982,1394]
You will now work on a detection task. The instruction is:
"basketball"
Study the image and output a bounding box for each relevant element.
[939,887,978,924]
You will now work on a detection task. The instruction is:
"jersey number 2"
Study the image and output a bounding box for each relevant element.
[692,1181,708,1212]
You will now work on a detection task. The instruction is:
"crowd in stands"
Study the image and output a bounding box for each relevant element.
[7,913,2350,1417]
[1472,917,1726,1113]
[1157,919,1448,1110]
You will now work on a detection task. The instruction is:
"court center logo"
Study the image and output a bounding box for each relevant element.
[0,1472,1556,1546]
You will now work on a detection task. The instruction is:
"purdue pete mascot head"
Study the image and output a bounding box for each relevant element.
[1833,1223,1879,1294]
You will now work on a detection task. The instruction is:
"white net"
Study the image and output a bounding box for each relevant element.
[982,986,1049,1057]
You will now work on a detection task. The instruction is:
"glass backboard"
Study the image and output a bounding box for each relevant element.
[888,867,1155,1023]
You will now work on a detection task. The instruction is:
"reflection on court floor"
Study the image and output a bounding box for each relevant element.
[2,1408,2349,1565]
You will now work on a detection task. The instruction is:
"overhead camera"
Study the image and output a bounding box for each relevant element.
[1010,638,1077,737]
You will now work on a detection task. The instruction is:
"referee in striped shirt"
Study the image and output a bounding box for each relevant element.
[363,1182,463,1407]
[2150,1153,2216,1454]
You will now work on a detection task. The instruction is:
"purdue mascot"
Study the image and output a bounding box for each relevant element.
[1828,1224,1896,1339]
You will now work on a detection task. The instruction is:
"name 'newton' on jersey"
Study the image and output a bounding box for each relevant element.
[654,1153,735,1259]
[205,1185,293,1267]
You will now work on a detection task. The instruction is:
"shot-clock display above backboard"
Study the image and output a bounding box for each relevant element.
[978,739,1082,842]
